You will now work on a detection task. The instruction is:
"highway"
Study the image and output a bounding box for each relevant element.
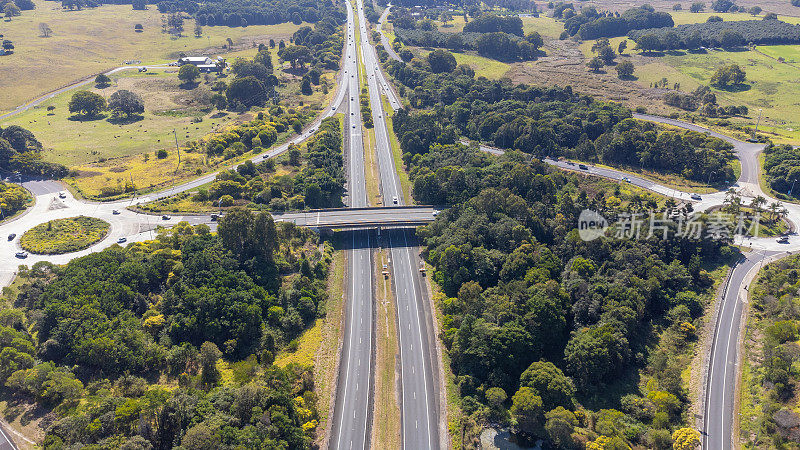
[378,5,401,62]
[328,1,375,449]
[355,0,441,447]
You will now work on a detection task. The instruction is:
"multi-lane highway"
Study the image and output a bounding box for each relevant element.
[327,0,378,447]
[354,0,441,448]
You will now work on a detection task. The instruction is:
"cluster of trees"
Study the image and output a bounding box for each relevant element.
[288,17,344,72]
[391,8,541,61]
[0,37,14,56]
[194,116,343,210]
[5,214,331,448]
[67,89,145,122]
[763,144,800,199]
[462,13,524,36]
[562,5,674,40]
[388,60,736,183]
[629,18,800,49]
[742,255,800,447]
[710,63,746,87]
[0,125,67,177]
[0,181,29,217]
[194,0,344,27]
[663,85,749,117]
[402,139,731,447]
[189,108,313,160]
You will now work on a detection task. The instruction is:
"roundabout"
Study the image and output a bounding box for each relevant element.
[20,216,110,255]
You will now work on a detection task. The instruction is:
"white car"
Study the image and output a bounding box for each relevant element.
[15,251,27,259]
[392,196,398,204]
[691,193,702,200]
[117,237,127,244]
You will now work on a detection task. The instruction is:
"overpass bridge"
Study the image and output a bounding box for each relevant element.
[273,206,437,229]
[184,206,438,230]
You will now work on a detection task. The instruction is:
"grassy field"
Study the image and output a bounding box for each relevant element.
[521,15,565,38]
[20,216,109,254]
[372,247,401,449]
[634,47,800,143]
[0,0,305,110]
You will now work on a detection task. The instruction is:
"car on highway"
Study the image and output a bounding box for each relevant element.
[691,193,702,200]
[392,196,398,204]
[777,236,790,244]
[15,251,27,259]
[58,191,67,198]
[117,237,127,244]
[7,234,15,241]
[578,164,588,170]
[621,176,630,182]
[161,215,171,220]
[112,210,120,215]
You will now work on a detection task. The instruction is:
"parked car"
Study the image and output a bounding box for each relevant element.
[7,234,15,241]
[15,251,27,259]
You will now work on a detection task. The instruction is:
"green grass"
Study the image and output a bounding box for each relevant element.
[758,44,800,62]
[633,47,800,144]
[20,216,109,254]
[2,70,222,166]
[416,49,510,79]
[521,15,565,38]
[0,0,305,111]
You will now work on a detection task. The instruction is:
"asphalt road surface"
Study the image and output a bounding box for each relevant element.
[328,1,376,448]
[378,5,401,62]
[356,0,441,447]
[0,424,16,450]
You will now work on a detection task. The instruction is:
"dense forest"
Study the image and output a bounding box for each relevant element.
[386,55,736,183]
[629,19,800,49]
[1,210,332,448]
[0,125,67,178]
[195,0,345,27]
[562,5,674,40]
[406,142,732,448]
[763,144,800,200]
[740,255,800,447]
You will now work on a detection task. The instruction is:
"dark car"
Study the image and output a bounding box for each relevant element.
[578,164,588,170]
[161,215,171,220]
[15,251,27,259]
[7,234,15,241]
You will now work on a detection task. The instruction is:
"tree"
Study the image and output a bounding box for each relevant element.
[399,48,414,62]
[525,31,543,49]
[598,46,616,64]
[427,49,457,73]
[210,93,227,110]
[301,76,312,95]
[672,428,700,450]
[520,361,575,410]
[690,2,705,12]
[711,0,734,12]
[94,73,111,88]
[217,207,277,262]
[278,45,311,69]
[587,57,603,72]
[38,23,53,37]
[68,91,106,117]
[194,23,202,38]
[749,5,762,15]
[510,387,542,435]
[440,11,453,25]
[720,30,744,48]
[178,64,200,85]
[763,12,778,19]
[616,60,635,78]
[673,3,683,10]
[226,76,268,108]
[131,0,145,10]
[636,34,662,53]
[199,341,221,388]
[618,39,627,54]
[108,89,145,119]
[711,64,746,86]
[545,407,578,448]
[3,3,20,17]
